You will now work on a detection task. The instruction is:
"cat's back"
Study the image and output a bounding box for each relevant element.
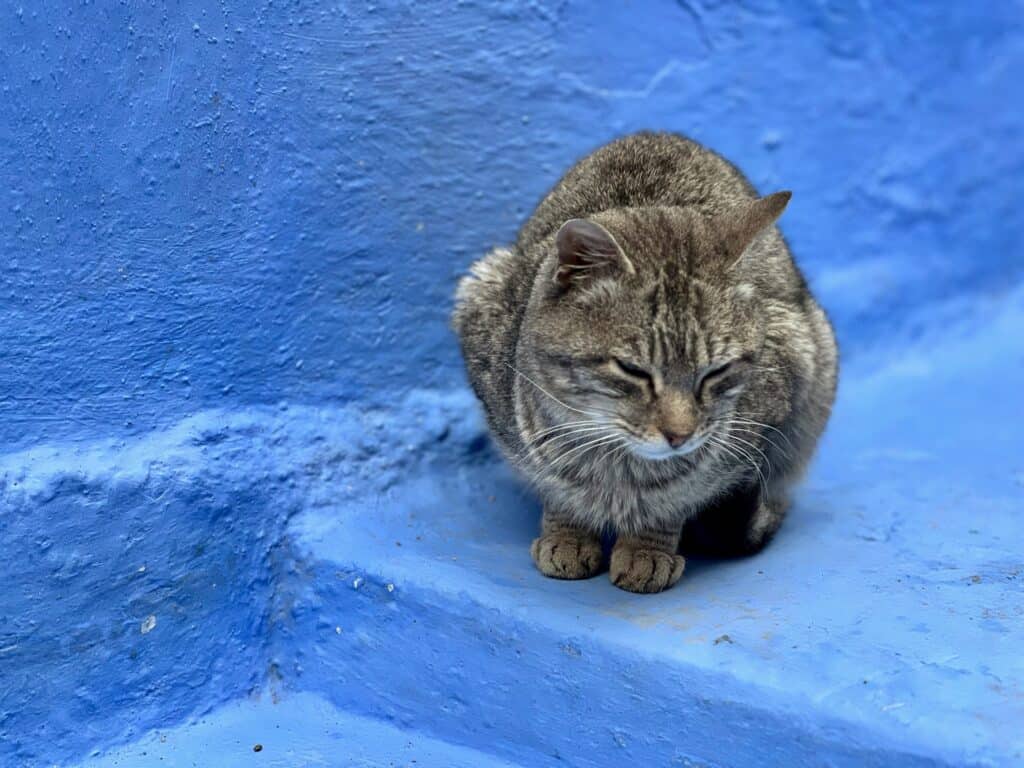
[517,131,756,253]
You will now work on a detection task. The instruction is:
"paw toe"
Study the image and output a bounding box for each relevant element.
[610,547,685,594]
[531,532,604,580]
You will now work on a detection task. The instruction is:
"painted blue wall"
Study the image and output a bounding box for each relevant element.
[2,1,1022,450]
[2,3,1024,766]
[3,2,1024,763]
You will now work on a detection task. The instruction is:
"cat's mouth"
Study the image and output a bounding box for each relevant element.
[628,433,708,461]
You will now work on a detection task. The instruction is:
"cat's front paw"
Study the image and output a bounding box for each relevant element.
[609,545,685,594]
[531,532,604,580]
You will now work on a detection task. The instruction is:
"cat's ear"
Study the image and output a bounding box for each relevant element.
[554,219,634,289]
[716,191,791,261]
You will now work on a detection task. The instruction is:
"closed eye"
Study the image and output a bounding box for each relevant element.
[611,357,654,385]
[696,360,737,398]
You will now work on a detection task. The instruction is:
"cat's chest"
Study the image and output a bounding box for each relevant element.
[538,459,724,528]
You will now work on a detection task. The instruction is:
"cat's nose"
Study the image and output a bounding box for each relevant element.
[662,429,691,449]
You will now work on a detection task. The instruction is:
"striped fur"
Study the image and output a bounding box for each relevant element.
[452,132,837,591]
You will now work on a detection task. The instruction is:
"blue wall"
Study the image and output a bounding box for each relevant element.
[3,3,1024,765]
[2,1,1022,450]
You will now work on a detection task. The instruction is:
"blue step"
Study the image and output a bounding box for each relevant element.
[4,290,1022,767]
[280,289,1024,767]
[77,691,523,768]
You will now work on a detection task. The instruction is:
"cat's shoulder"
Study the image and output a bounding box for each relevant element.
[452,244,539,368]
[453,246,521,326]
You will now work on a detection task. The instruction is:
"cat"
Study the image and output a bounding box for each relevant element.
[452,132,838,593]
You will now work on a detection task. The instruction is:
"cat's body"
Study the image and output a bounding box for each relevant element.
[453,132,837,593]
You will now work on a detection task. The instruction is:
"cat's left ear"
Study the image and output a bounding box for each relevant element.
[716,191,791,262]
[554,219,635,289]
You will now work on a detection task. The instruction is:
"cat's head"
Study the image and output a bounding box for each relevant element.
[520,193,790,463]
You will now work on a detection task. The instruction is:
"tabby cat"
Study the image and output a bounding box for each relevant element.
[453,132,837,593]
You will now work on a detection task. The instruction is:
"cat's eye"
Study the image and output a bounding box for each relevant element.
[695,361,736,398]
[611,358,654,385]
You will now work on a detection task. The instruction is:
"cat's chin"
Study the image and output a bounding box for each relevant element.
[629,437,705,462]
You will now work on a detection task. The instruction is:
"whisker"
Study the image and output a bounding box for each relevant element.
[708,434,767,489]
[505,363,603,418]
[705,434,747,472]
[517,427,609,463]
[517,425,617,459]
[725,432,773,479]
[528,419,605,440]
[725,415,797,451]
[525,417,631,446]
[602,441,633,466]
[549,431,619,464]
[568,435,630,472]
[522,423,608,449]
[714,418,784,458]
[592,438,632,471]
[547,432,621,472]
[722,424,793,461]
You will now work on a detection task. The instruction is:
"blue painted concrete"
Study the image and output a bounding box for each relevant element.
[78,691,523,768]
[2,1,1023,448]
[2,1,1023,766]
[0,413,283,765]
[0,392,470,766]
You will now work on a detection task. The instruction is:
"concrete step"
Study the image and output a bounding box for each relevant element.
[279,290,1024,767]
[6,290,1022,767]
[77,691,524,768]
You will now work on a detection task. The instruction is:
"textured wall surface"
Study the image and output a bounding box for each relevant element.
[0,394,471,764]
[2,2,1023,766]
[2,1,1022,448]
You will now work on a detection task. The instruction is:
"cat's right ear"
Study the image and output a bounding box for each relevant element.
[554,219,634,289]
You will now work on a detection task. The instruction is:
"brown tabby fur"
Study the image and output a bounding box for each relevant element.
[453,132,837,593]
